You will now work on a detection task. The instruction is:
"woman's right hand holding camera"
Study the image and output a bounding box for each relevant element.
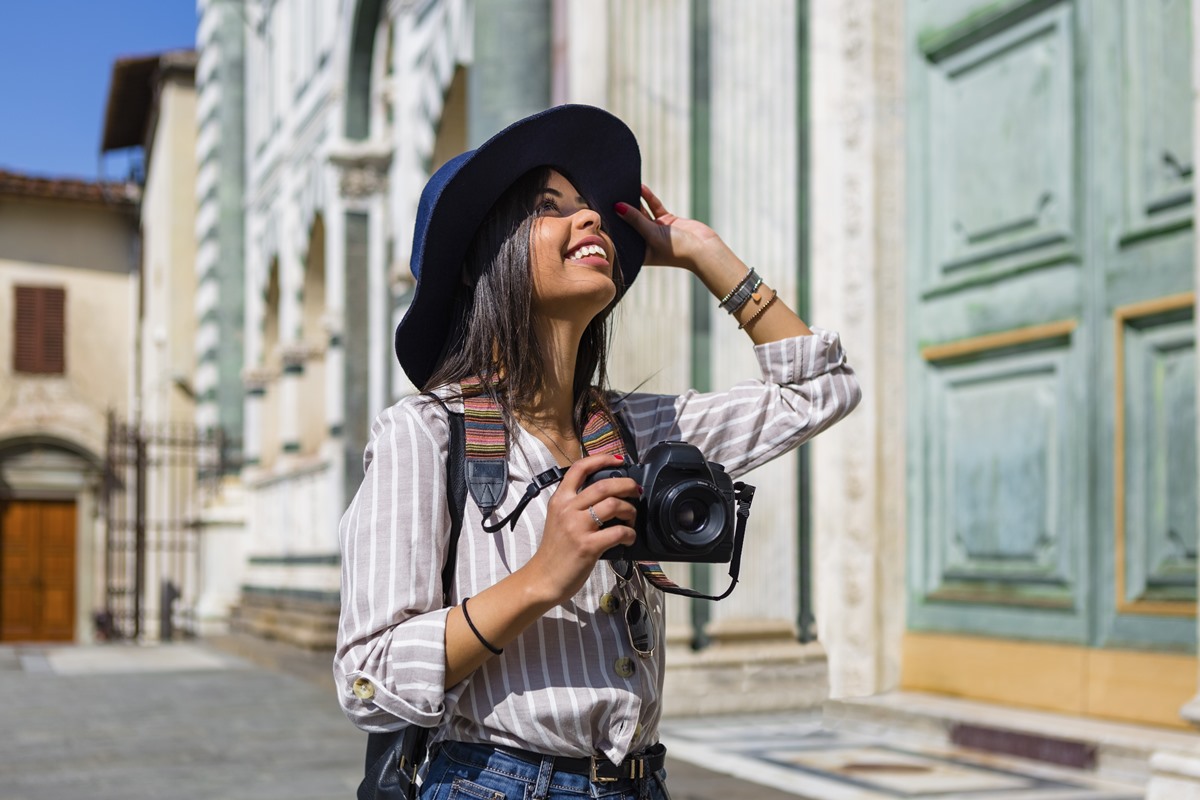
[524,453,639,606]
[443,453,638,686]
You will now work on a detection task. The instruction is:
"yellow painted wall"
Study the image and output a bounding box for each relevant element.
[903,632,1196,730]
[0,199,137,459]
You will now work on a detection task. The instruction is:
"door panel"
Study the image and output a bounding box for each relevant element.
[916,334,1089,640]
[924,2,1077,287]
[0,500,77,642]
[1117,300,1196,609]
[1094,0,1196,650]
[39,501,77,641]
[1120,0,1193,240]
[908,0,1195,654]
[908,0,1089,642]
[1,502,38,641]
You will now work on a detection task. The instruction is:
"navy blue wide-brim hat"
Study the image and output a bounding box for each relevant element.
[394,104,645,388]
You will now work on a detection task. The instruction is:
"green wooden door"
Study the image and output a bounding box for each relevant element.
[907,0,1196,651]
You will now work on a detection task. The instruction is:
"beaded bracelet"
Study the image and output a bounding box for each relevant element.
[461,596,503,655]
[718,268,753,306]
[718,268,763,315]
[738,288,779,330]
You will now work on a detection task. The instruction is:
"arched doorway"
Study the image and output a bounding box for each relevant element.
[0,439,100,643]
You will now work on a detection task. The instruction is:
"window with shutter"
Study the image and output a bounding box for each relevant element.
[13,286,66,374]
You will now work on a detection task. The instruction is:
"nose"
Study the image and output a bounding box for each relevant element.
[572,207,603,230]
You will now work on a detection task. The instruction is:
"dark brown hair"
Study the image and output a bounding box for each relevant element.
[423,166,626,434]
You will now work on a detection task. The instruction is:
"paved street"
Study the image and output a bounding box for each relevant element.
[0,639,1148,800]
[0,639,795,800]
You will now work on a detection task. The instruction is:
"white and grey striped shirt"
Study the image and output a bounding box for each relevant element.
[335,329,860,765]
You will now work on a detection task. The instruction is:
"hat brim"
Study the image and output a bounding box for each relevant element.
[395,105,644,388]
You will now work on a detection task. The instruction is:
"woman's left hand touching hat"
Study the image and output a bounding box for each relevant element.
[613,184,730,273]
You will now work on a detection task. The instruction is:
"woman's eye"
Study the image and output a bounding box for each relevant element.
[537,198,560,214]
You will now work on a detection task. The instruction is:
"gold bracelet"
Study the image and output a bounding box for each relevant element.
[737,288,778,330]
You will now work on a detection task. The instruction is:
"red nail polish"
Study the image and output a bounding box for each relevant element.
[614,202,630,214]
[614,454,624,462]
[637,485,644,495]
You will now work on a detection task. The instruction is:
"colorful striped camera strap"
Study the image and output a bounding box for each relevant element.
[458,376,752,601]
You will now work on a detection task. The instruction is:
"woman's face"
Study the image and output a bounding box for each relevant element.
[528,169,618,320]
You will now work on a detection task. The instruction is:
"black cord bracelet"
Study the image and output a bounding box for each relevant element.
[461,597,503,655]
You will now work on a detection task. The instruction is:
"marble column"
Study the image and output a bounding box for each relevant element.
[328,144,392,505]
[279,343,307,455]
[322,184,347,509]
[241,368,271,470]
[808,0,907,697]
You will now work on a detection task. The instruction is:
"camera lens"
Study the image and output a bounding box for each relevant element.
[673,498,709,532]
[655,481,727,553]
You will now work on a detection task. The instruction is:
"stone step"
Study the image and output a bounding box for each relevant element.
[230,594,340,649]
[663,640,828,718]
[824,690,1197,787]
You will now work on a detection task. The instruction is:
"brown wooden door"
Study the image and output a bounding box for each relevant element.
[0,500,76,642]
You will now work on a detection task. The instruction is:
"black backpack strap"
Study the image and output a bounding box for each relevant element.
[359,397,467,800]
[420,391,467,604]
[441,409,466,605]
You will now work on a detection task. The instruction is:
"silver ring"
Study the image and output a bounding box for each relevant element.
[588,505,602,528]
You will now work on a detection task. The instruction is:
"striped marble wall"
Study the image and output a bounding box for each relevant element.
[565,0,811,648]
[704,0,802,642]
[194,0,246,463]
[600,0,698,646]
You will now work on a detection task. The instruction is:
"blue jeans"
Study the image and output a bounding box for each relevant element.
[420,741,672,800]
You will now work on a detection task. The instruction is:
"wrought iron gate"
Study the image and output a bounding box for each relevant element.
[101,414,224,641]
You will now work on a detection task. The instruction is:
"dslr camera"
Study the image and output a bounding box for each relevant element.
[583,441,738,563]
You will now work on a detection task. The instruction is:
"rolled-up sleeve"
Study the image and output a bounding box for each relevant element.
[334,399,462,732]
[616,327,861,478]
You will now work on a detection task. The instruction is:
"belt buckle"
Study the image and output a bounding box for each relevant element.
[589,756,619,784]
[590,754,648,784]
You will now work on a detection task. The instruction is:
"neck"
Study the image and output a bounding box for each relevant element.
[520,316,587,434]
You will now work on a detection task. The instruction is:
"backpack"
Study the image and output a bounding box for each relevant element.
[358,404,640,800]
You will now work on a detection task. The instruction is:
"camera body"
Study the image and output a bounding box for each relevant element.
[583,441,737,563]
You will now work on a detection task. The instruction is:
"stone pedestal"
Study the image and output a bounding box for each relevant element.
[1148,747,1200,800]
[662,641,829,718]
[194,478,247,636]
[1146,696,1200,797]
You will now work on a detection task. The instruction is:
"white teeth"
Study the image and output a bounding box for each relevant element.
[568,244,607,261]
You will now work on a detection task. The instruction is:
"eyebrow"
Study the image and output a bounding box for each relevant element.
[540,187,590,206]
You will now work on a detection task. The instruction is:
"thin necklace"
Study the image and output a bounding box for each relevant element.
[521,417,582,464]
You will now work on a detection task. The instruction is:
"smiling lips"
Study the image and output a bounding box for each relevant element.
[566,238,610,267]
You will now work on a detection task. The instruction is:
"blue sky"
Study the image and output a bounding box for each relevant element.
[0,1,198,181]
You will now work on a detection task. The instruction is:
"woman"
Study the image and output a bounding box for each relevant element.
[335,105,860,800]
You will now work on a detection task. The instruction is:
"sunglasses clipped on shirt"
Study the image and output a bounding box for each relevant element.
[608,559,657,658]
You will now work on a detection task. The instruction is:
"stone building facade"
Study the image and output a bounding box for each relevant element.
[204,4,1200,779]
[0,171,140,644]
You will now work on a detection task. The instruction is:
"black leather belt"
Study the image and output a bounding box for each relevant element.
[495,742,667,783]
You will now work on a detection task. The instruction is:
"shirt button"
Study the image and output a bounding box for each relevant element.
[613,657,636,678]
[600,593,621,614]
[352,677,376,700]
